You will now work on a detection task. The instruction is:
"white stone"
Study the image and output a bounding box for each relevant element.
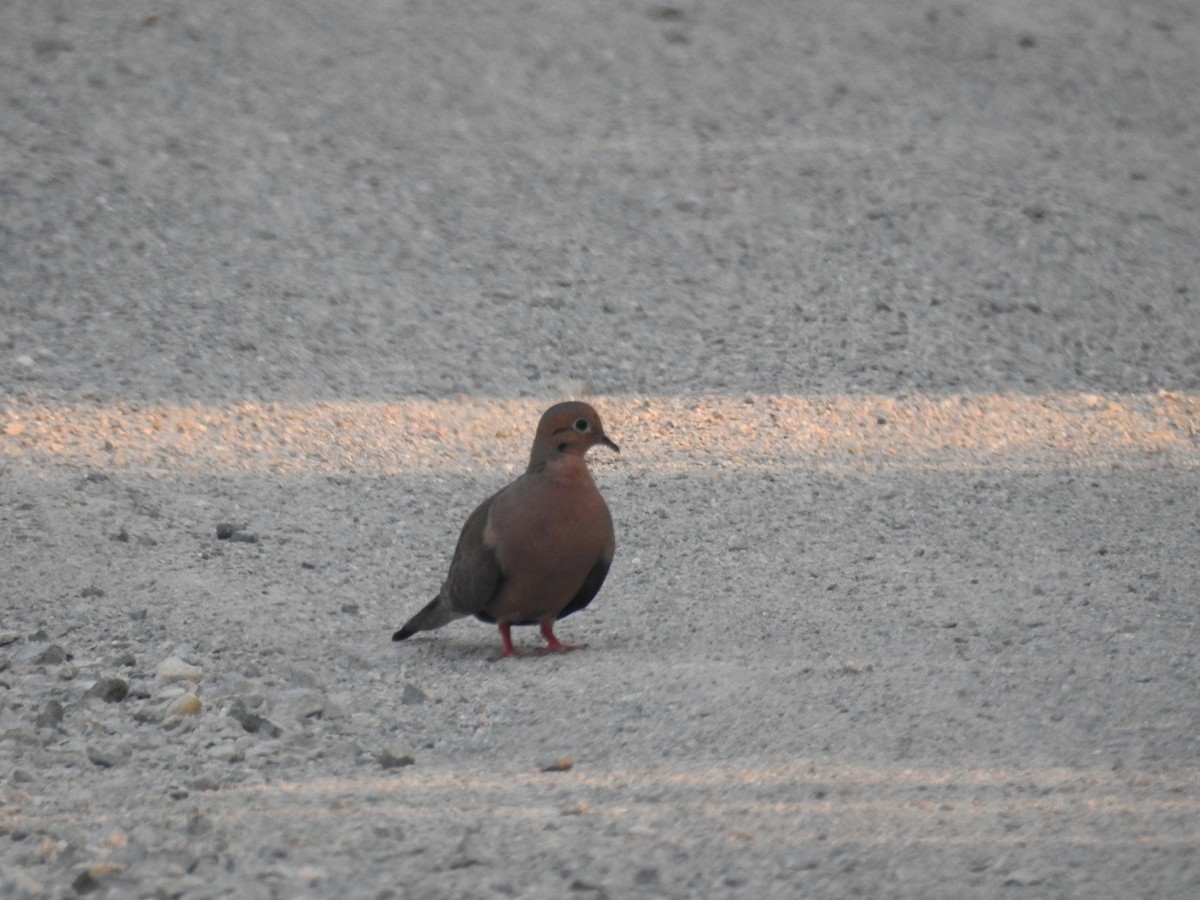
[156,656,203,683]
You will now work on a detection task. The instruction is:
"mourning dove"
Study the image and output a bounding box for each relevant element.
[392,401,618,658]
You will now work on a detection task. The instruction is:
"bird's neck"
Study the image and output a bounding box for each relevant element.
[527,451,590,480]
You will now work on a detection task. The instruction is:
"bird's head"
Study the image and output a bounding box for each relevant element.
[530,401,620,466]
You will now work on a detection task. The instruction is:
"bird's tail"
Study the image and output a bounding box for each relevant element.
[392,595,459,641]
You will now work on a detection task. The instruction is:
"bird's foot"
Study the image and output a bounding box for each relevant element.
[496,623,520,660]
[539,641,585,654]
[539,622,585,654]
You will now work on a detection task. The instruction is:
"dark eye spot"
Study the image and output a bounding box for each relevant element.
[573,417,589,432]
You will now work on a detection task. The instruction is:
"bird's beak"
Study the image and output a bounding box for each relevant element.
[600,435,620,453]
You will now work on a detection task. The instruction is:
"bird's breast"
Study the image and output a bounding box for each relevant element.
[482,471,613,623]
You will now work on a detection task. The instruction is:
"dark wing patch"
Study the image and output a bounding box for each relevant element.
[444,495,507,617]
[556,557,611,620]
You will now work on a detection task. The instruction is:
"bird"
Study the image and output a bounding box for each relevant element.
[392,401,618,658]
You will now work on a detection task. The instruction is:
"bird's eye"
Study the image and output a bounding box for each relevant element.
[573,417,589,432]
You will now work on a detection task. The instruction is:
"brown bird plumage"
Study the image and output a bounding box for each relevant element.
[392,401,618,658]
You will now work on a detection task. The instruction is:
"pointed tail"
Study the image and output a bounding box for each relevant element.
[392,594,460,641]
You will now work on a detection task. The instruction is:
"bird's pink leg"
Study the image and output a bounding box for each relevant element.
[497,622,519,659]
[539,621,584,654]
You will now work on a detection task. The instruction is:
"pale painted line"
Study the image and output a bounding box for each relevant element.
[3,392,1198,475]
[7,762,1197,848]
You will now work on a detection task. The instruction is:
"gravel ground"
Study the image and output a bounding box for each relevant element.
[3,1,1200,898]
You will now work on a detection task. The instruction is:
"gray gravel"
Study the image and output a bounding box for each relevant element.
[3,1,1200,898]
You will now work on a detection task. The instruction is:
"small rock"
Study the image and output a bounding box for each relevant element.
[36,699,65,729]
[72,863,123,895]
[647,2,685,20]
[1003,868,1042,887]
[321,694,349,720]
[541,756,575,773]
[216,522,259,543]
[153,683,188,702]
[228,700,281,737]
[87,742,131,768]
[156,656,203,683]
[135,704,165,725]
[378,748,415,770]
[15,354,35,368]
[34,644,70,665]
[187,810,213,836]
[208,740,245,763]
[400,683,427,705]
[635,867,660,886]
[84,677,130,703]
[673,193,701,213]
[168,693,203,716]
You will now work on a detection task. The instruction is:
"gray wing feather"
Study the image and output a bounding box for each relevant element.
[392,492,506,641]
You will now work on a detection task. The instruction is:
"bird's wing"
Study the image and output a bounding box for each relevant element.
[442,492,507,618]
[556,556,611,620]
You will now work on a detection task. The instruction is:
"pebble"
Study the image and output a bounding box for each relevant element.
[634,867,660,886]
[168,693,203,716]
[156,656,203,683]
[1003,867,1043,887]
[321,692,350,720]
[400,683,427,705]
[87,742,132,767]
[215,522,259,542]
[228,699,282,737]
[208,738,246,763]
[72,864,124,895]
[84,676,130,703]
[35,699,64,729]
[378,748,415,769]
[34,644,70,665]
